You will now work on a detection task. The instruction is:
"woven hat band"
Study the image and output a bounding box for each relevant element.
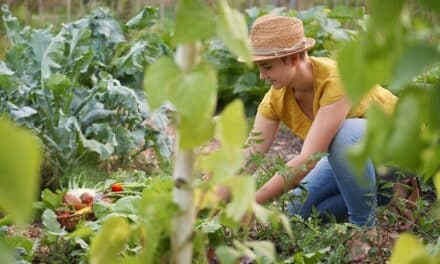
[252,39,306,56]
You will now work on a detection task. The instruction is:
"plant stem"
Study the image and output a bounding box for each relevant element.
[171,43,200,264]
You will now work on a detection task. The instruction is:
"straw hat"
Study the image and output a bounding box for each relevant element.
[241,14,315,62]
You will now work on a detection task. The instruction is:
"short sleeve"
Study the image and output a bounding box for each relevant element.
[257,90,279,120]
[318,78,345,107]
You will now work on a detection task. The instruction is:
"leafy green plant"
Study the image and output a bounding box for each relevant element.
[0,117,41,263]
[337,0,440,262]
[0,5,172,186]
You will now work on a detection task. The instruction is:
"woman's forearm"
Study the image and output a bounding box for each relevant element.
[255,155,318,204]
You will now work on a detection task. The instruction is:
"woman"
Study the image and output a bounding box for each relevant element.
[234,14,399,260]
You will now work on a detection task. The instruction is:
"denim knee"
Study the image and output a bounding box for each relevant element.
[329,118,366,155]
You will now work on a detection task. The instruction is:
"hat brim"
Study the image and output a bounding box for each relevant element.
[238,38,315,63]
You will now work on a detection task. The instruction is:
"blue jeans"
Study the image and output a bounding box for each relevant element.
[286,118,376,227]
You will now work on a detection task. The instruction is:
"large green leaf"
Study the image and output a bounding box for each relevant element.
[172,64,217,149]
[70,117,114,159]
[30,29,65,81]
[337,37,395,105]
[0,61,14,88]
[125,7,158,29]
[0,118,41,225]
[46,73,71,98]
[174,0,215,43]
[434,172,440,200]
[390,233,434,264]
[1,5,22,45]
[244,241,276,263]
[386,92,426,170]
[337,0,404,104]
[216,99,247,148]
[140,177,174,263]
[217,0,252,64]
[347,105,393,175]
[112,42,147,75]
[0,239,15,264]
[226,176,255,222]
[0,61,14,76]
[89,216,131,264]
[427,84,440,130]
[421,144,440,180]
[336,40,374,105]
[216,245,241,264]
[390,45,440,91]
[199,147,243,181]
[42,209,66,235]
[144,57,183,110]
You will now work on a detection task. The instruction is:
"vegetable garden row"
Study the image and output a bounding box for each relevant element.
[0,0,439,263]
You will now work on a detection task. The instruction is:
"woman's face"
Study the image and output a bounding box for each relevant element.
[256,57,295,89]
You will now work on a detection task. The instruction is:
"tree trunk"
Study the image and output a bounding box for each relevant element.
[171,43,200,264]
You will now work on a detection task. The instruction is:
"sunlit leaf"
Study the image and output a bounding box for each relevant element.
[0,239,15,264]
[173,64,217,149]
[0,61,14,88]
[0,118,41,225]
[217,0,252,65]
[198,147,243,181]
[390,45,440,92]
[427,82,440,130]
[42,209,66,235]
[194,187,219,210]
[216,245,241,264]
[252,203,270,224]
[386,92,426,170]
[233,240,257,259]
[421,144,440,180]
[226,176,255,222]
[279,214,294,239]
[40,189,62,209]
[337,40,374,105]
[348,105,392,174]
[434,172,440,200]
[89,216,131,264]
[9,106,37,119]
[3,235,33,262]
[244,241,276,262]
[125,7,158,29]
[338,0,404,104]
[30,29,65,80]
[174,0,215,43]
[390,233,434,264]
[0,61,14,76]
[144,57,182,110]
[46,73,71,97]
[217,100,247,148]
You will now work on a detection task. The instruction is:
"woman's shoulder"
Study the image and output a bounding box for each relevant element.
[310,56,339,81]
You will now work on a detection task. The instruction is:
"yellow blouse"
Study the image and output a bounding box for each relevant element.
[257,56,398,140]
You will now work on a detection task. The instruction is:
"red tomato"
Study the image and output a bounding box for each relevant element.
[111,183,123,192]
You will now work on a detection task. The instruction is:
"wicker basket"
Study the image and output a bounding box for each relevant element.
[57,212,95,232]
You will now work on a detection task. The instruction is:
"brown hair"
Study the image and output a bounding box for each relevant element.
[280,51,306,63]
